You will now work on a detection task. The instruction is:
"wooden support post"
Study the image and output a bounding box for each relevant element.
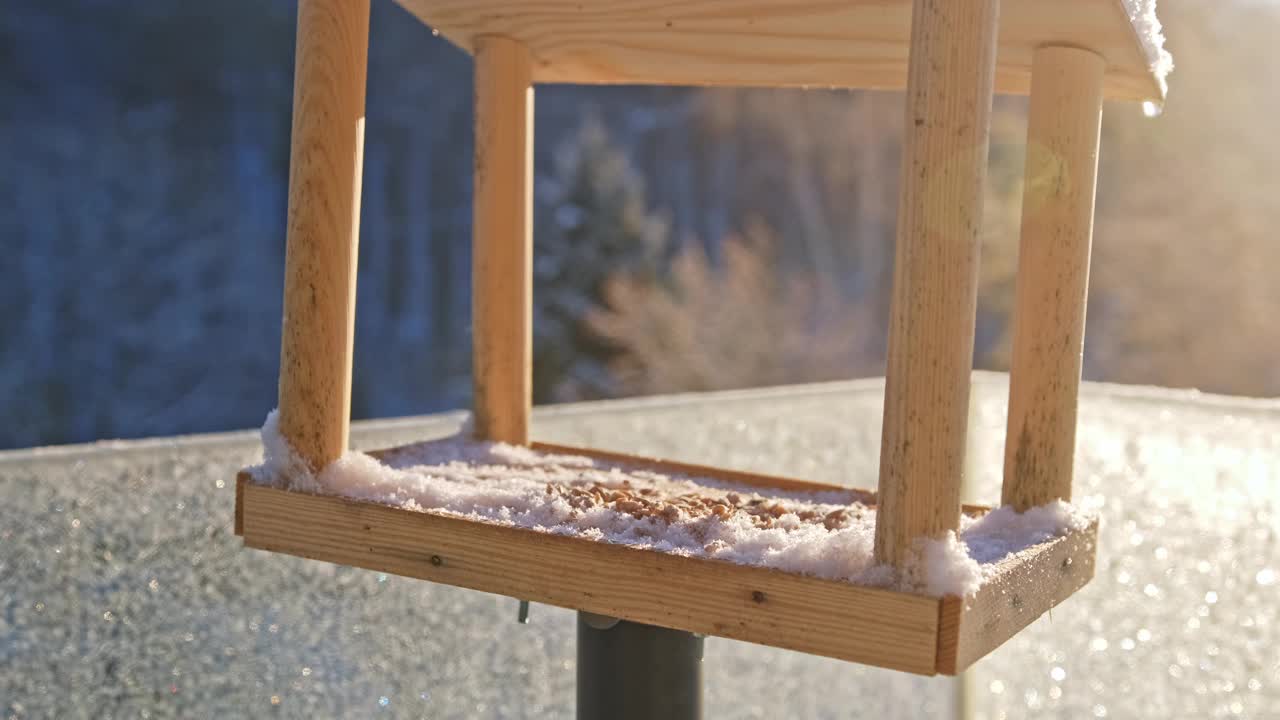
[1002,46,1105,511]
[472,36,534,444]
[875,0,1001,568]
[276,0,370,472]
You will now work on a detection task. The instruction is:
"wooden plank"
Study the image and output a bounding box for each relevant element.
[237,475,944,675]
[1002,46,1105,511]
[395,0,1164,101]
[874,0,999,568]
[276,0,370,472]
[472,36,534,444]
[936,519,1098,675]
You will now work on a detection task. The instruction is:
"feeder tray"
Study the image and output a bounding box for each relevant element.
[236,441,1097,675]
[237,0,1165,678]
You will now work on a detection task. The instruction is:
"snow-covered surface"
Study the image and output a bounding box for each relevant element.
[3,374,1278,718]
[252,411,1088,598]
[1124,0,1174,93]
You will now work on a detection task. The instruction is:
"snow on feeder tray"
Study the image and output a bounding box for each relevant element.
[235,0,1169,680]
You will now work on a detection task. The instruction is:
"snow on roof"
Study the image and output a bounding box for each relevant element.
[1126,0,1174,91]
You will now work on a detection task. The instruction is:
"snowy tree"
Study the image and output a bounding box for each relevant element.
[532,118,672,402]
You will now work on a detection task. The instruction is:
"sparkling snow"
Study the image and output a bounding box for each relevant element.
[1125,0,1175,93]
[4,375,1279,717]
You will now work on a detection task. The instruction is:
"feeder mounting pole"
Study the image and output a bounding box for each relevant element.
[577,613,703,720]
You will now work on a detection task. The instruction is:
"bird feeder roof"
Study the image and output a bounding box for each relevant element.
[396,0,1170,102]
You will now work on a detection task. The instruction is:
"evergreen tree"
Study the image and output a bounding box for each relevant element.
[533,118,671,402]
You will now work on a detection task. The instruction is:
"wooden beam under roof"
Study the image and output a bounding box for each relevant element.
[395,0,1164,102]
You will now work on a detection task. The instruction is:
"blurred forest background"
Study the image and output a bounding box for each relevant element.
[2,0,1277,450]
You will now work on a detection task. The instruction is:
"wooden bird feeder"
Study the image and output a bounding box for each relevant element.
[235,0,1168,677]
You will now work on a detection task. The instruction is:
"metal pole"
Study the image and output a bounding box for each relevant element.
[576,613,704,720]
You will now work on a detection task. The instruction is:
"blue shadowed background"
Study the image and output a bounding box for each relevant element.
[3,0,1279,451]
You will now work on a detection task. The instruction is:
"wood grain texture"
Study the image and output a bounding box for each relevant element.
[472,36,534,444]
[237,474,944,675]
[395,0,1163,101]
[875,0,1000,568]
[1003,47,1105,511]
[276,0,370,472]
[936,519,1098,674]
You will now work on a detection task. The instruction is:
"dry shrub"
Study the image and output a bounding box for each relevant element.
[585,225,883,396]
[1082,0,1280,396]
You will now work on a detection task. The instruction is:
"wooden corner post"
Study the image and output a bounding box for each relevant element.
[875,0,1001,567]
[276,0,370,472]
[472,36,534,444]
[1002,46,1105,510]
